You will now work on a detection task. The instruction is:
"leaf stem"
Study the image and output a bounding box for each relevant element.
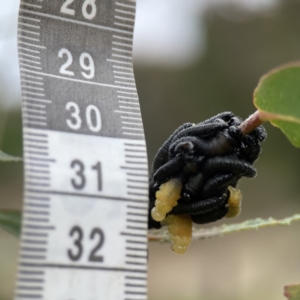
[238,110,265,136]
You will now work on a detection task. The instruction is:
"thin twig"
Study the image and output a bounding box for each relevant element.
[148,214,300,243]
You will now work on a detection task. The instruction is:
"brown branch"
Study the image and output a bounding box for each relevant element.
[238,110,265,136]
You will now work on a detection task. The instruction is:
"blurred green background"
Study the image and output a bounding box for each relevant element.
[1,0,300,299]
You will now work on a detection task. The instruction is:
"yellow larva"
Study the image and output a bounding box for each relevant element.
[151,179,192,254]
[225,186,242,218]
[151,178,182,222]
[151,181,242,254]
[163,214,192,254]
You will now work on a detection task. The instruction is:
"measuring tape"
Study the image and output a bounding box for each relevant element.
[16,0,148,299]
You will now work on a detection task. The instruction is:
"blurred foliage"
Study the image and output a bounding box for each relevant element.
[0,109,22,156]
[0,150,22,162]
[135,2,300,298]
[0,109,23,210]
[136,0,300,165]
[0,210,21,237]
[284,283,300,300]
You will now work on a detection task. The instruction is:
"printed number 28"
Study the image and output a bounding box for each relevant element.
[60,0,97,20]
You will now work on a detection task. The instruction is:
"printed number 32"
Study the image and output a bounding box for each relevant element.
[68,226,105,262]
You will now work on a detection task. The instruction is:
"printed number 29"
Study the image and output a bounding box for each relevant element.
[58,48,95,80]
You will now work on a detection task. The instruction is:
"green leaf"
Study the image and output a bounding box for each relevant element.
[284,283,300,300]
[0,210,22,237]
[254,62,300,147]
[0,150,22,162]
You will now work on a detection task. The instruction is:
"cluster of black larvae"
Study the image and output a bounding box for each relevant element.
[148,112,267,231]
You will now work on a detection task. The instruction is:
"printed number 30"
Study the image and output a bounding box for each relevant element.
[66,102,102,132]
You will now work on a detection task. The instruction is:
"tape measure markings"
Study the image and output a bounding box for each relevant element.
[19,10,133,35]
[18,41,46,49]
[24,189,148,204]
[20,68,137,91]
[17,0,148,298]
[18,263,147,276]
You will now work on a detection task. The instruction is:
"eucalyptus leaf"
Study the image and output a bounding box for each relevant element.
[0,210,22,237]
[0,150,22,162]
[254,63,300,147]
[284,283,300,300]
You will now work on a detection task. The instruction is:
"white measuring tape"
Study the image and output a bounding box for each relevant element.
[16,0,148,299]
